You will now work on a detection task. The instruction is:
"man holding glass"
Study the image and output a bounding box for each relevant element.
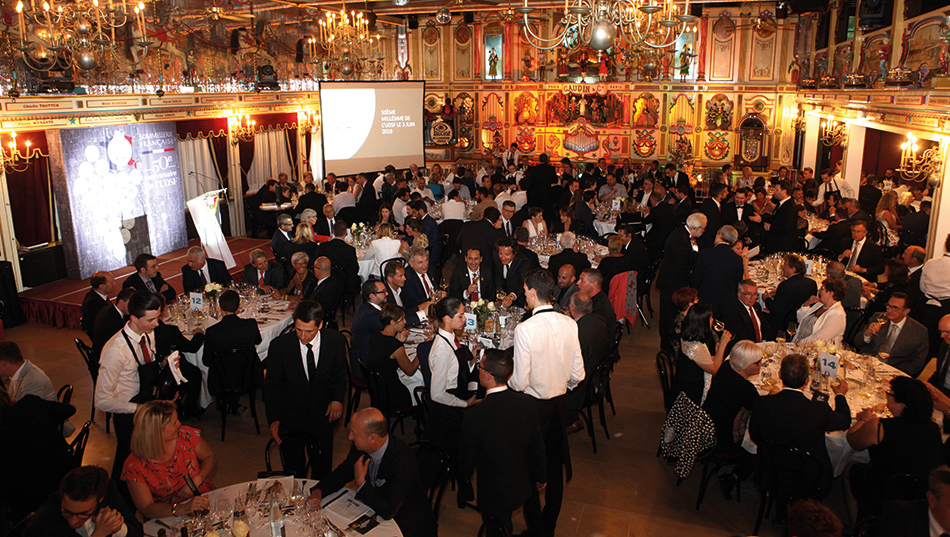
[860,292,929,377]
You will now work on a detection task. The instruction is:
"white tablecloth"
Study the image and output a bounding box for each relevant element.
[143,478,402,537]
[594,219,616,236]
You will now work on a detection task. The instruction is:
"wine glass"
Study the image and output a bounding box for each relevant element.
[213,498,231,529]
[496,288,507,302]
[712,320,725,333]
[787,322,798,341]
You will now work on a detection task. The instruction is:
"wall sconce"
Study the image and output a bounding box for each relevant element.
[228,114,256,145]
[898,132,942,181]
[793,109,806,133]
[2,132,36,173]
[820,117,848,147]
[298,109,320,133]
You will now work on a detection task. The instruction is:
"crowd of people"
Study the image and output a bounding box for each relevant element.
[2,153,949,537]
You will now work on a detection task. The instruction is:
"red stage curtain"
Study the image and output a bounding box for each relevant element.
[176,118,228,140]
[6,132,55,247]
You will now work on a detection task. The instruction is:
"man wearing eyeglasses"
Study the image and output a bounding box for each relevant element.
[24,465,142,537]
[927,315,950,398]
[722,279,769,353]
[860,292,929,377]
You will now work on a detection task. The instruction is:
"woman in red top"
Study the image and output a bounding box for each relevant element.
[122,400,216,519]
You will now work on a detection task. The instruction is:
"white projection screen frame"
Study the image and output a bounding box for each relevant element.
[318,80,425,177]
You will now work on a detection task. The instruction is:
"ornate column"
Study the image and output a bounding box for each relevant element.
[696,10,708,82]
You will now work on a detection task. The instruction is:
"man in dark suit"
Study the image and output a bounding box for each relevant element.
[23,465,143,537]
[721,187,756,227]
[382,261,426,328]
[264,300,347,478]
[494,237,530,308]
[555,264,579,311]
[321,222,361,296]
[308,257,343,328]
[573,191,597,237]
[859,292,930,377]
[181,246,231,294]
[577,268,617,328]
[565,292,611,430]
[845,198,872,225]
[402,247,443,316]
[657,213,706,350]
[351,280,389,382]
[859,176,883,216]
[749,353,851,495]
[241,248,285,295]
[307,408,438,537]
[313,203,337,238]
[764,254,817,340]
[698,183,728,249]
[721,280,768,352]
[271,213,295,266]
[296,183,328,218]
[644,191,679,262]
[672,187,694,225]
[459,349,546,536]
[812,213,851,254]
[547,232,591,280]
[901,200,931,247]
[81,271,114,340]
[763,180,801,253]
[526,153,557,215]
[878,465,950,537]
[449,247,494,302]
[409,200,441,267]
[514,227,541,269]
[92,288,134,357]
[354,173,377,224]
[617,224,649,289]
[202,290,262,412]
[457,206,503,265]
[837,220,885,279]
[693,225,746,317]
[122,253,176,303]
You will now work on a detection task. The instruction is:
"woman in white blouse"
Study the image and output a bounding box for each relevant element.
[427,297,478,458]
[523,207,549,238]
[363,223,402,271]
[793,278,848,345]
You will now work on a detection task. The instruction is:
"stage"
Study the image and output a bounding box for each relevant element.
[19,237,272,330]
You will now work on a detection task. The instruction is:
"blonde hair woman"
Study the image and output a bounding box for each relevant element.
[876,190,902,246]
[122,400,215,519]
[364,223,402,268]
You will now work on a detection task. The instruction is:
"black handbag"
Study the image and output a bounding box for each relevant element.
[122,332,179,404]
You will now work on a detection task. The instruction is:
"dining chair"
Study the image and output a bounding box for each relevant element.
[409,440,450,524]
[752,441,824,535]
[57,384,73,435]
[339,330,369,427]
[477,518,510,537]
[68,420,92,468]
[207,347,261,441]
[637,259,661,328]
[75,337,110,429]
[576,360,612,454]
[361,359,419,439]
[655,351,675,412]
[258,433,317,479]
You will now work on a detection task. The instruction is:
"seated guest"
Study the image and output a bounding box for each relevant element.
[457,206,503,266]
[0,341,55,401]
[792,278,847,345]
[309,257,342,327]
[82,271,115,340]
[764,254,817,339]
[383,261,429,328]
[363,223,402,272]
[202,290,262,414]
[577,268,617,327]
[402,246,442,312]
[306,408,437,537]
[241,248,285,295]
[721,280,768,349]
[449,247,494,302]
[299,208,319,236]
[442,190,468,220]
[864,259,912,318]
[928,314,950,398]
[122,400,215,519]
[786,500,843,537]
[400,218,429,256]
[122,253,176,303]
[24,465,143,537]
[352,281,389,382]
[367,305,420,409]
[547,232,590,280]
[845,377,943,523]
[673,303,731,405]
[295,182,328,217]
[749,353,850,497]
[180,247,231,294]
[565,292,611,431]
[514,227,541,269]
[274,252,316,302]
[523,207,549,238]
[825,261,863,310]
[556,206,583,235]
[376,204,396,230]
[458,350,546,536]
[314,203,337,237]
[93,288,134,357]
[702,341,761,456]
[555,264,579,311]
[836,220,885,279]
[860,292,929,377]
[573,191,597,237]
[669,287,699,356]
[287,223,320,265]
[596,235,631,296]
[879,465,950,536]
[322,221,360,290]
[270,213,295,265]
[1,380,75,522]
[495,237,530,308]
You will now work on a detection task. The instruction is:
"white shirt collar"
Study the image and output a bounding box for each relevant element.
[854,237,866,247]
[369,435,390,462]
[909,264,923,275]
[486,386,508,396]
[929,509,948,537]
[123,323,146,344]
[438,327,457,342]
[532,305,555,314]
[95,290,109,302]
[891,316,908,331]
[370,302,382,311]
[9,360,26,383]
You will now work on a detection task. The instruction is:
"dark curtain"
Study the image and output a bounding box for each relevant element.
[239,139,254,195]
[285,128,298,180]
[7,156,55,246]
[208,136,231,192]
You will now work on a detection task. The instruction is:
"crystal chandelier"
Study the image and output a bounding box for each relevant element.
[313,4,382,77]
[517,0,697,52]
[819,117,848,147]
[898,132,942,181]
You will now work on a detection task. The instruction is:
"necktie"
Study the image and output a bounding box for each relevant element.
[503,264,509,280]
[199,270,207,286]
[454,337,461,349]
[422,275,432,295]
[882,324,898,355]
[848,241,860,269]
[505,221,512,236]
[329,218,334,230]
[367,458,379,487]
[145,279,156,293]
[306,343,317,384]
[139,336,151,364]
[471,273,479,301]
[939,348,950,389]
[259,272,265,286]
[749,306,761,342]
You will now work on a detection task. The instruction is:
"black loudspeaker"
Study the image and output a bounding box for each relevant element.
[0,261,24,327]
[857,0,892,31]
[776,2,788,19]
[366,11,377,31]
[789,0,825,13]
[408,14,419,29]
[689,4,701,18]
[463,11,475,23]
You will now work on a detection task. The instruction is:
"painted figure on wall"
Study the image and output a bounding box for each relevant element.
[489,47,499,78]
[523,50,533,81]
[879,39,891,78]
[599,53,609,81]
[679,47,695,82]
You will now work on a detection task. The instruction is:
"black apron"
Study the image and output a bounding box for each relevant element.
[122,331,178,404]
[438,334,475,401]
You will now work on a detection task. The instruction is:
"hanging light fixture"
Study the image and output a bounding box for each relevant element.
[314,3,381,78]
[898,132,943,181]
[228,113,256,145]
[0,132,38,173]
[819,117,848,147]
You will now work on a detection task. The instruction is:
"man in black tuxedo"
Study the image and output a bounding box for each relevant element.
[657,212,706,350]
[573,191,597,237]
[382,261,426,328]
[265,300,347,479]
[495,237,530,308]
[354,172,377,224]
[812,212,851,253]
[351,281,389,382]
[82,271,115,340]
[721,280,768,352]
[565,293,611,430]
[202,290,261,411]
[271,213,295,266]
[901,200,931,247]
[878,466,950,537]
[449,247,495,302]
[526,153,557,215]
[23,465,143,537]
[122,253,176,303]
[577,268,617,328]
[241,248,285,295]
[181,246,231,294]
[763,180,801,253]
[903,245,926,311]
[672,186,693,225]
[859,175,883,216]
[321,221,361,296]
[514,227,541,269]
[296,183,328,218]
[547,232,591,280]
[693,225,746,317]
[92,288,134,357]
[644,191,678,262]
[402,247,444,316]
[307,408,438,537]
[749,353,850,496]
[721,187,758,228]
[617,224,649,288]
[698,183,728,249]
[459,350,546,536]
[457,206,503,265]
[313,203,337,237]
[308,257,343,328]
[763,254,817,339]
[837,220,885,279]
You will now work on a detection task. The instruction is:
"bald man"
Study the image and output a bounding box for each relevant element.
[82,271,115,339]
[308,408,437,537]
[308,256,342,329]
[556,264,579,310]
[927,315,950,398]
[181,246,231,294]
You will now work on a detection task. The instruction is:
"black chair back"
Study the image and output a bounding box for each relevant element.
[656,352,675,411]
[207,347,261,441]
[68,421,92,468]
[380,257,407,279]
[477,518,511,537]
[259,433,316,478]
[57,384,73,406]
[409,440,450,523]
[752,441,825,535]
[74,338,97,380]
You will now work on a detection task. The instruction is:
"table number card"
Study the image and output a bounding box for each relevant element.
[611,198,623,212]
[819,351,839,378]
[804,259,814,276]
[464,313,477,332]
[189,292,204,311]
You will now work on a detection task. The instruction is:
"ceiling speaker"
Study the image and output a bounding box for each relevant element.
[463,11,475,23]
[408,14,419,29]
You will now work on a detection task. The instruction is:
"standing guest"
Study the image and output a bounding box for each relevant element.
[308,256,343,330]
[0,341,55,402]
[306,408,438,537]
[692,225,746,317]
[271,213,295,265]
[511,268,585,537]
[673,303,731,405]
[351,280,389,382]
[122,400,215,519]
[23,465,143,537]
[901,200,931,247]
[792,278,847,345]
[837,220,885,279]
[594,236,630,296]
[457,207,503,266]
[82,271,115,340]
[321,221,361,297]
[264,300,347,478]
[547,232,591,279]
[241,248,285,295]
[180,247,231,294]
[657,213,707,350]
[565,293,611,432]
[749,353,850,496]
[859,174,884,219]
[721,280,768,347]
[860,292,929,377]
[274,252,317,302]
[122,254,176,303]
[702,341,761,457]
[355,173,377,223]
[95,291,164,483]
[367,304,418,408]
[763,180,800,253]
[449,247,494,302]
[698,183,728,249]
[763,254,817,339]
[555,264,579,311]
[201,290,261,413]
[459,349,546,536]
[495,237,530,308]
[672,185,694,224]
[643,191,679,261]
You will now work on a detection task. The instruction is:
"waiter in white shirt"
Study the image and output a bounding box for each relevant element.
[503,143,520,169]
[511,268,585,537]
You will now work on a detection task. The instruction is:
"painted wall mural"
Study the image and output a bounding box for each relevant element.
[711,13,736,80]
[705,94,734,130]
